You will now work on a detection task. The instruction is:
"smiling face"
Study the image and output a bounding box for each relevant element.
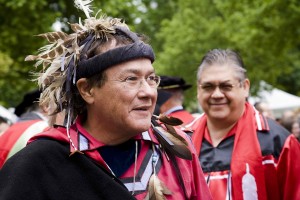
[197,64,250,124]
[79,58,157,142]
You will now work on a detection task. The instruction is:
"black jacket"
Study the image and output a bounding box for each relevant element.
[0,139,136,200]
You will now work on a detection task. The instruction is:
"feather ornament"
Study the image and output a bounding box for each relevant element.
[242,163,258,200]
[151,118,192,160]
[144,174,172,200]
[157,114,183,126]
[74,0,93,18]
[37,31,68,43]
[70,23,85,33]
[25,0,131,126]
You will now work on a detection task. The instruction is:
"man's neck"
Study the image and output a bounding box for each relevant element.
[207,120,237,147]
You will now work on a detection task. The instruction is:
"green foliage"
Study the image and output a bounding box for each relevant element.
[0,0,81,107]
[1,0,299,112]
[155,0,300,111]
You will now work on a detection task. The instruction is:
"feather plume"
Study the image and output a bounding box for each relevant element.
[152,119,192,160]
[37,32,68,43]
[242,163,258,200]
[158,114,183,126]
[74,0,93,18]
[25,2,131,127]
[144,174,172,200]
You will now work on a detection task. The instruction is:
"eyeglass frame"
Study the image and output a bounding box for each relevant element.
[105,74,161,90]
[198,80,244,93]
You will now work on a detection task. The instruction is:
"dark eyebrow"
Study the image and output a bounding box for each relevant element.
[122,68,155,75]
[201,80,232,85]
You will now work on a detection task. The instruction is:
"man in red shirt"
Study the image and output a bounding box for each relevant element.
[191,49,300,200]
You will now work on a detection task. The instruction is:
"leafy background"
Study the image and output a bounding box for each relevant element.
[1,0,299,112]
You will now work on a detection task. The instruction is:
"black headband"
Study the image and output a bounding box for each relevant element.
[76,41,155,81]
[75,26,155,81]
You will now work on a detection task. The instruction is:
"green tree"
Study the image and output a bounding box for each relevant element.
[155,0,300,111]
[0,0,79,107]
[0,0,179,108]
[1,0,300,112]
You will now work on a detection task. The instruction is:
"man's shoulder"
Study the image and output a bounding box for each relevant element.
[264,117,290,138]
[0,138,69,180]
[257,117,291,159]
[20,138,68,160]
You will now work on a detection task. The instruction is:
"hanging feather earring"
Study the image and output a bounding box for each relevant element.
[144,144,172,200]
[157,114,183,126]
[151,116,192,160]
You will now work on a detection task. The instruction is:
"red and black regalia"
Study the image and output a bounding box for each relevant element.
[191,102,300,200]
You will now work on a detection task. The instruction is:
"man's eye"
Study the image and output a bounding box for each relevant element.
[202,85,214,90]
[220,84,233,91]
[147,75,156,82]
[125,76,138,82]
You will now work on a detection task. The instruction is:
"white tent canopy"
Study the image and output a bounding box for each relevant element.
[249,82,300,118]
[0,105,18,124]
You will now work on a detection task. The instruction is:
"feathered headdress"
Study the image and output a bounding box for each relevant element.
[25,0,154,129]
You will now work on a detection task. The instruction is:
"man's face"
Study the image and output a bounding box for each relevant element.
[197,64,250,124]
[89,58,157,136]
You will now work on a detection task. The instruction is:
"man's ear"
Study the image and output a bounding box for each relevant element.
[243,78,251,98]
[76,78,94,104]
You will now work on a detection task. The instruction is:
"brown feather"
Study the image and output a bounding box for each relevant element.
[145,174,172,200]
[158,114,183,126]
[164,124,189,146]
[38,32,68,43]
[70,23,84,32]
[152,125,192,160]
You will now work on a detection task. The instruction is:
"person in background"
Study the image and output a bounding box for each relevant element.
[14,89,48,122]
[254,101,275,120]
[0,89,49,168]
[157,75,195,127]
[153,90,172,116]
[291,119,300,141]
[279,110,295,132]
[190,49,300,199]
[279,109,300,142]
[0,2,211,200]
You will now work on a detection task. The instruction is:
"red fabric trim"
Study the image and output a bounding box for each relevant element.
[0,120,43,168]
[192,102,268,199]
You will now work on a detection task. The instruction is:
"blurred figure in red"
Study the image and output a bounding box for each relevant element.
[0,89,49,168]
[157,75,194,128]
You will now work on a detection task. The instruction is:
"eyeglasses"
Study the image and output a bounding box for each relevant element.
[199,81,243,93]
[108,75,161,90]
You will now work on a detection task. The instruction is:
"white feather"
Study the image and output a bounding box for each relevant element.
[242,163,258,200]
[74,0,93,18]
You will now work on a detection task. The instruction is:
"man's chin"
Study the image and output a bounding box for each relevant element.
[133,121,151,132]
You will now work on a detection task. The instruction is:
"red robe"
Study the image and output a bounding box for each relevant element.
[0,119,48,168]
[24,118,212,200]
[191,102,300,200]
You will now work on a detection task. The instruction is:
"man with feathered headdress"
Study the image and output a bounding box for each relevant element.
[0,1,212,199]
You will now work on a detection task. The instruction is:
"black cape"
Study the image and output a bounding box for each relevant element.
[0,139,136,200]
